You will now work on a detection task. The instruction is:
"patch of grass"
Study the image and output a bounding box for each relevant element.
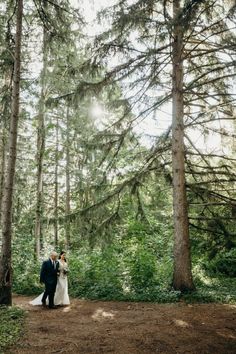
[0,306,25,353]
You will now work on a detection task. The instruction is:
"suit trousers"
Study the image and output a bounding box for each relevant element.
[42,282,57,308]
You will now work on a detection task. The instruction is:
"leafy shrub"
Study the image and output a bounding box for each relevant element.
[206,249,236,277]
[184,265,236,304]
[12,216,236,304]
[182,280,236,304]
[0,306,25,352]
[128,246,158,292]
[69,248,124,300]
[12,258,42,295]
[67,246,179,302]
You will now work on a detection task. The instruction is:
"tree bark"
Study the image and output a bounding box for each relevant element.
[35,16,48,260]
[54,116,59,247]
[65,102,71,249]
[0,27,15,225]
[0,0,23,305]
[171,0,195,292]
[0,128,6,222]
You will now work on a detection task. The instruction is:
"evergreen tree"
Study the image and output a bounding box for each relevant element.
[0,0,23,305]
[81,0,236,291]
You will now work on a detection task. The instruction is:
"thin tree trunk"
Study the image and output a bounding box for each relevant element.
[0,128,6,222]
[65,102,71,249]
[0,44,15,224]
[35,20,48,260]
[171,0,195,292]
[54,116,59,247]
[0,0,23,305]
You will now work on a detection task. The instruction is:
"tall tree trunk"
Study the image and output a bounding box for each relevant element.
[0,0,23,305]
[0,33,15,224]
[171,0,195,292]
[0,128,6,222]
[65,103,71,249]
[35,19,48,260]
[54,116,59,247]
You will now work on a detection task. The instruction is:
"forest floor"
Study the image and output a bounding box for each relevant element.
[7,295,236,354]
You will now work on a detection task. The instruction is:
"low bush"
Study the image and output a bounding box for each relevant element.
[0,306,25,352]
[207,249,236,277]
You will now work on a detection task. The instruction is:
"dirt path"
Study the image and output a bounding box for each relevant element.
[7,295,236,354]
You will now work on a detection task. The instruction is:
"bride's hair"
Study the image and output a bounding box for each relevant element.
[59,251,67,262]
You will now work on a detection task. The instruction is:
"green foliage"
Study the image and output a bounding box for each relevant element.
[128,246,158,292]
[11,215,236,304]
[0,306,25,352]
[182,266,236,304]
[69,249,124,300]
[11,217,178,303]
[206,249,236,277]
[12,238,236,304]
[61,218,178,302]
[68,246,180,302]
[12,260,42,295]
[12,234,43,295]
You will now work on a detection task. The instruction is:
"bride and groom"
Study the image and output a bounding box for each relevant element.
[30,251,70,309]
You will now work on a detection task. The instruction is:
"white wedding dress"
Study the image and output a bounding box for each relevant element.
[30,260,70,306]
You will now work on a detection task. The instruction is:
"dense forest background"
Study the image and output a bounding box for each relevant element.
[0,0,236,305]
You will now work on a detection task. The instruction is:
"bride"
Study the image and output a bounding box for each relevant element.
[30,251,70,307]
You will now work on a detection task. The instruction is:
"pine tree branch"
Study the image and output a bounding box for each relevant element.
[187,152,236,162]
[189,222,236,237]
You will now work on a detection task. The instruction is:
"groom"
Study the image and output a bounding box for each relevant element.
[40,251,59,309]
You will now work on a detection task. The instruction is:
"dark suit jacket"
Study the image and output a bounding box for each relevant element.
[40,259,59,287]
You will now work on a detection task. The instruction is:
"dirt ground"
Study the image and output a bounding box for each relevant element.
[7,295,236,354]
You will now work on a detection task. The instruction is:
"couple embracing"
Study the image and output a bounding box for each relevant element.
[30,251,70,309]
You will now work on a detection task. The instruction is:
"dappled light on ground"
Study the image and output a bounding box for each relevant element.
[92,308,116,321]
[173,319,190,328]
[225,304,236,309]
[8,295,236,354]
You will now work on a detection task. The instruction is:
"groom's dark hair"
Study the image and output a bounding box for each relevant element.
[59,251,67,262]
